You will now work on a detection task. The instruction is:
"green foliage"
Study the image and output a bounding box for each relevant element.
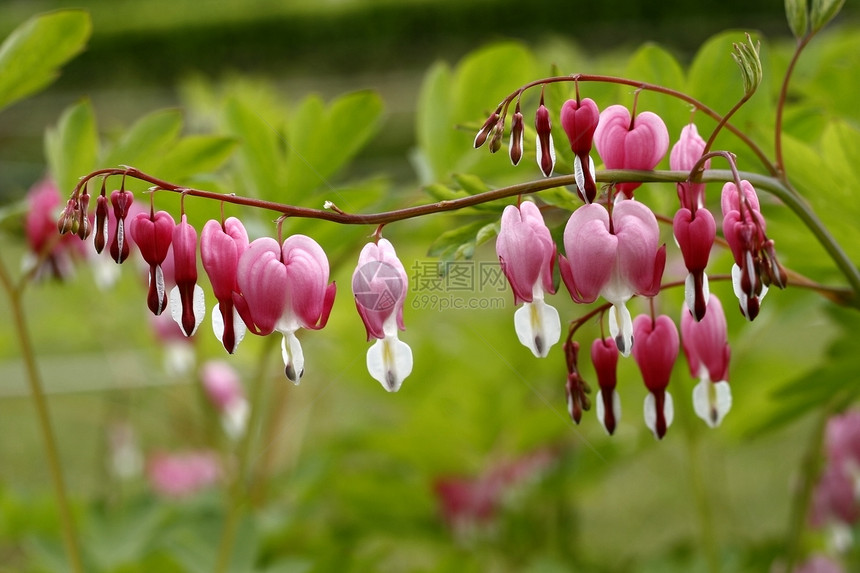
[45,99,99,197]
[0,10,91,113]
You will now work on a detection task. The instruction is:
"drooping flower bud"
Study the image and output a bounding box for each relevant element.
[352,238,413,391]
[496,201,560,358]
[534,103,555,178]
[474,111,500,149]
[593,105,669,198]
[670,123,710,211]
[591,337,620,435]
[632,314,678,440]
[509,110,524,166]
[170,214,205,337]
[564,341,591,424]
[94,194,110,254]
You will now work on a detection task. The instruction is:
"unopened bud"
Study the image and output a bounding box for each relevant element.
[509,111,524,165]
[94,195,109,254]
[535,104,555,178]
[488,117,505,154]
[76,193,91,240]
[732,34,763,97]
[474,111,500,149]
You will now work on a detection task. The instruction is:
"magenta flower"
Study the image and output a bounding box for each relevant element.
[721,180,769,320]
[559,200,665,356]
[534,102,556,177]
[129,210,175,316]
[673,206,716,321]
[560,98,600,203]
[681,295,731,428]
[201,218,249,354]
[670,123,710,210]
[200,360,248,438]
[234,234,336,383]
[109,189,135,264]
[169,215,205,337]
[593,104,669,197]
[496,201,560,357]
[632,314,678,440]
[351,238,413,392]
[591,337,620,435]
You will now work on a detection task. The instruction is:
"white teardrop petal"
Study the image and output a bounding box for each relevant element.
[609,303,634,357]
[281,331,305,384]
[513,300,561,358]
[367,335,413,392]
[644,391,674,439]
[693,379,732,428]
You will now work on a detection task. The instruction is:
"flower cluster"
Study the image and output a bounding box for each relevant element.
[55,185,413,391]
[477,90,786,439]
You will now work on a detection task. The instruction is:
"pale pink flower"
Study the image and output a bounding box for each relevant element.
[147,450,220,499]
[351,238,413,391]
[670,123,710,210]
[496,201,560,358]
[234,235,336,383]
[681,295,731,428]
[593,104,669,197]
[559,200,665,356]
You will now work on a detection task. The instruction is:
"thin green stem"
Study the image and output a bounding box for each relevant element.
[213,335,278,573]
[775,35,814,177]
[0,259,83,573]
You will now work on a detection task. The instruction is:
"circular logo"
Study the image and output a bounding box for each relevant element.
[352,261,404,312]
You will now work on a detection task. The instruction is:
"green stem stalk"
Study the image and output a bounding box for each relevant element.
[0,259,83,573]
[213,335,277,573]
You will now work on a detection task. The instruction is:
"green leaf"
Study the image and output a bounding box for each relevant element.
[623,43,688,144]
[0,10,91,112]
[102,108,184,169]
[427,220,489,261]
[785,0,809,38]
[284,90,384,198]
[45,99,98,195]
[154,135,237,182]
[224,95,285,199]
[811,0,846,32]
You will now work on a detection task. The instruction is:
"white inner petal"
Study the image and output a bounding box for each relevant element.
[367,334,413,392]
[608,303,634,357]
[595,389,622,435]
[693,379,732,428]
[644,391,674,440]
[281,330,305,385]
[513,299,561,358]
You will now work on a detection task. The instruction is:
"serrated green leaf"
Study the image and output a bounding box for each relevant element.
[154,135,236,182]
[224,96,284,199]
[102,108,184,169]
[0,10,91,112]
[45,99,98,195]
[785,0,809,38]
[811,0,846,32]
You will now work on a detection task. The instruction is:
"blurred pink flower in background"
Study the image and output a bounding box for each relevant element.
[23,178,88,280]
[146,450,221,499]
[200,360,248,438]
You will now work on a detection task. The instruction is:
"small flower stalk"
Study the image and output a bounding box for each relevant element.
[351,238,413,392]
[496,201,560,358]
[681,295,732,428]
